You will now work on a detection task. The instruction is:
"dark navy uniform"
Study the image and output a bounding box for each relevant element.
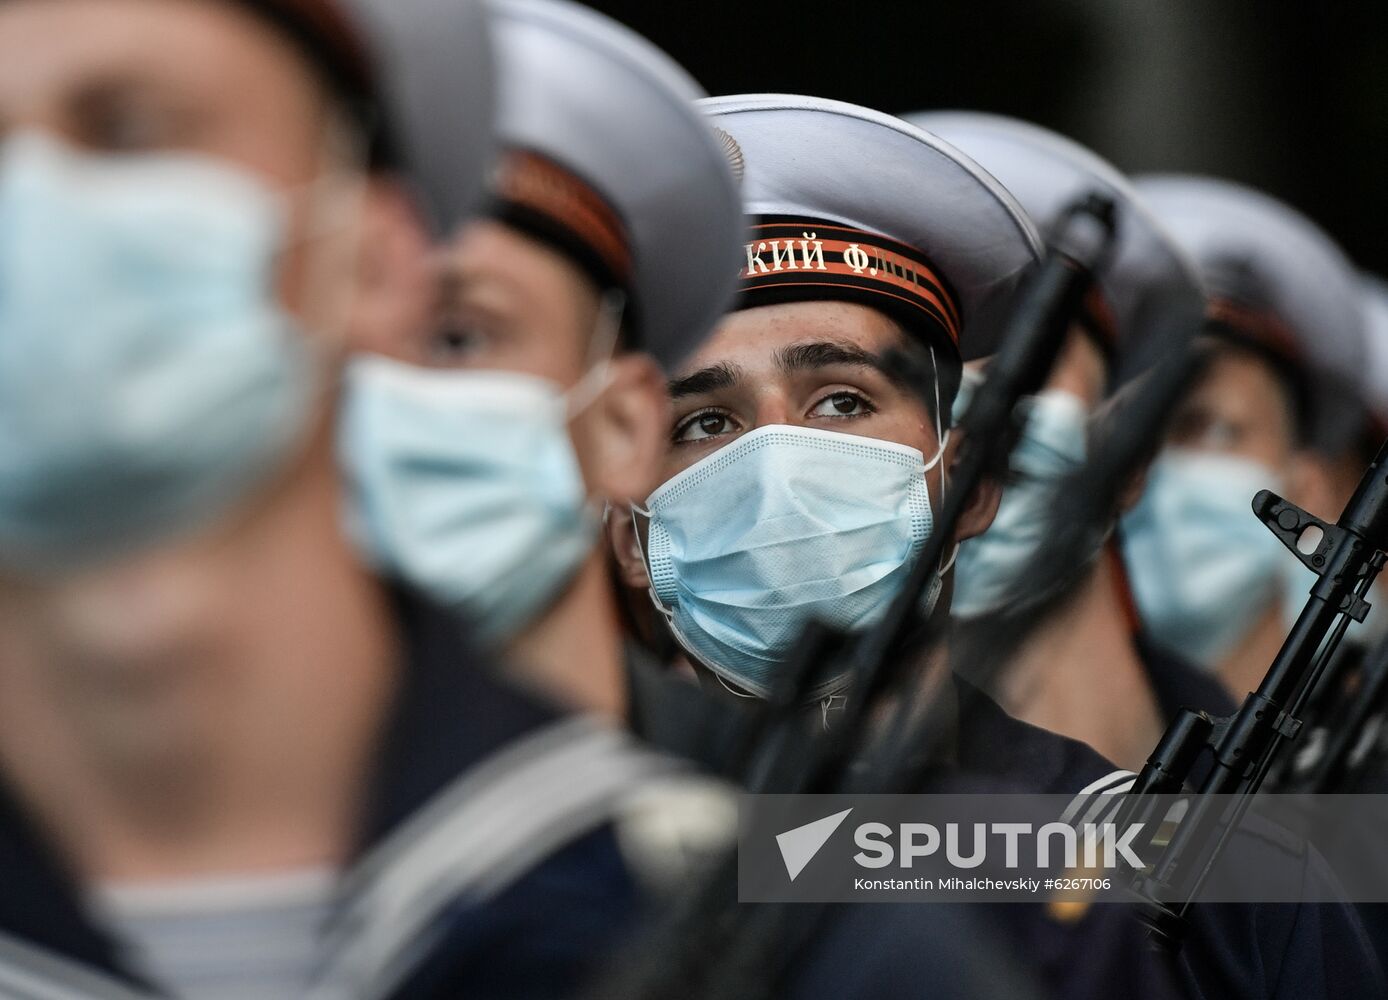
[958,676,1384,1000]
[1136,632,1238,723]
[0,591,707,1000]
[625,644,755,777]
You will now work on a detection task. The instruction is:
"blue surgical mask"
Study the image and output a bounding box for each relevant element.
[1121,450,1288,670]
[636,423,949,700]
[0,132,324,573]
[952,383,1089,619]
[339,360,604,645]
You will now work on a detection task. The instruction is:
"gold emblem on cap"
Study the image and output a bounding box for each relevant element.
[713,127,745,185]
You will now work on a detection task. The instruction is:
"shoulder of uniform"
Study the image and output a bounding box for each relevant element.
[316,715,734,999]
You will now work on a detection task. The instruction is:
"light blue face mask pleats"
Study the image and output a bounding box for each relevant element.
[0,132,320,572]
[1120,450,1291,670]
[641,423,944,699]
[339,360,597,645]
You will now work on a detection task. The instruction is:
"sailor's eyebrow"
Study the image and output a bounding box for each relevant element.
[668,361,743,399]
[776,340,882,375]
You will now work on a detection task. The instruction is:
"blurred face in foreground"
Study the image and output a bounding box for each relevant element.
[0,0,383,331]
[1164,344,1299,471]
[0,0,431,872]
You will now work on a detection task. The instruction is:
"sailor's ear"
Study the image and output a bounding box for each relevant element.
[954,474,1003,543]
[342,177,434,359]
[572,354,670,504]
[1118,464,1150,515]
[607,504,654,591]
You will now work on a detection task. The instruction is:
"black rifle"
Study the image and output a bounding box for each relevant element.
[742,192,1119,798]
[866,314,1209,793]
[1116,436,1388,949]
[739,240,1209,1000]
[596,193,1119,1000]
[1298,631,1388,791]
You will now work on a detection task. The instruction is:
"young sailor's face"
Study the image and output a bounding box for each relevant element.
[1155,340,1342,525]
[1163,343,1299,470]
[414,219,604,389]
[661,300,943,490]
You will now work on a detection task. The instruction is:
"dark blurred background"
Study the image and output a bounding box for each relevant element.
[592,0,1388,274]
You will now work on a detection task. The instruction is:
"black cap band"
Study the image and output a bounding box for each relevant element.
[736,216,962,358]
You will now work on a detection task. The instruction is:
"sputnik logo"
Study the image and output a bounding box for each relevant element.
[775,808,854,882]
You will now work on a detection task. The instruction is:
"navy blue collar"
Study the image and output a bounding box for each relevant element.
[0,588,556,989]
[351,589,559,850]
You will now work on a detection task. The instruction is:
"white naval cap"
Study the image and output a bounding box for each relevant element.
[699,95,1043,363]
[1135,175,1368,449]
[906,112,1204,364]
[483,0,743,369]
[338,0,496,234]
[1360,275,1388,420]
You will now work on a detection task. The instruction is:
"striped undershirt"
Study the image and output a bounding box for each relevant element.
[91,868,338,1000]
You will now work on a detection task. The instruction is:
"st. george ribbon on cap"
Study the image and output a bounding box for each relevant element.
[907,112,1205,377]
[1135,175,1369,450]
[483,0,743,369]
[697,95,1043,371]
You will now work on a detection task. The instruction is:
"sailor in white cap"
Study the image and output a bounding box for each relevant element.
[595,94,1251,1000]
[598,97,1388,1000]
[906,111,1226,772]
[0,0,501,995]
[1360,277,1388,424]
[0,3,726,999]
[340,0,742,721]
[911,115,1388,1000]
[1122,176,1374,698]
[605,94,1039,707]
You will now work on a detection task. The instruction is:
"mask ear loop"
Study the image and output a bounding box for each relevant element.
[715,673,759,700]
[556,292,627,552]
[921,345,951,476]
[628,499,675,622]
[566,290,626,421]
[939,541,961,577]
